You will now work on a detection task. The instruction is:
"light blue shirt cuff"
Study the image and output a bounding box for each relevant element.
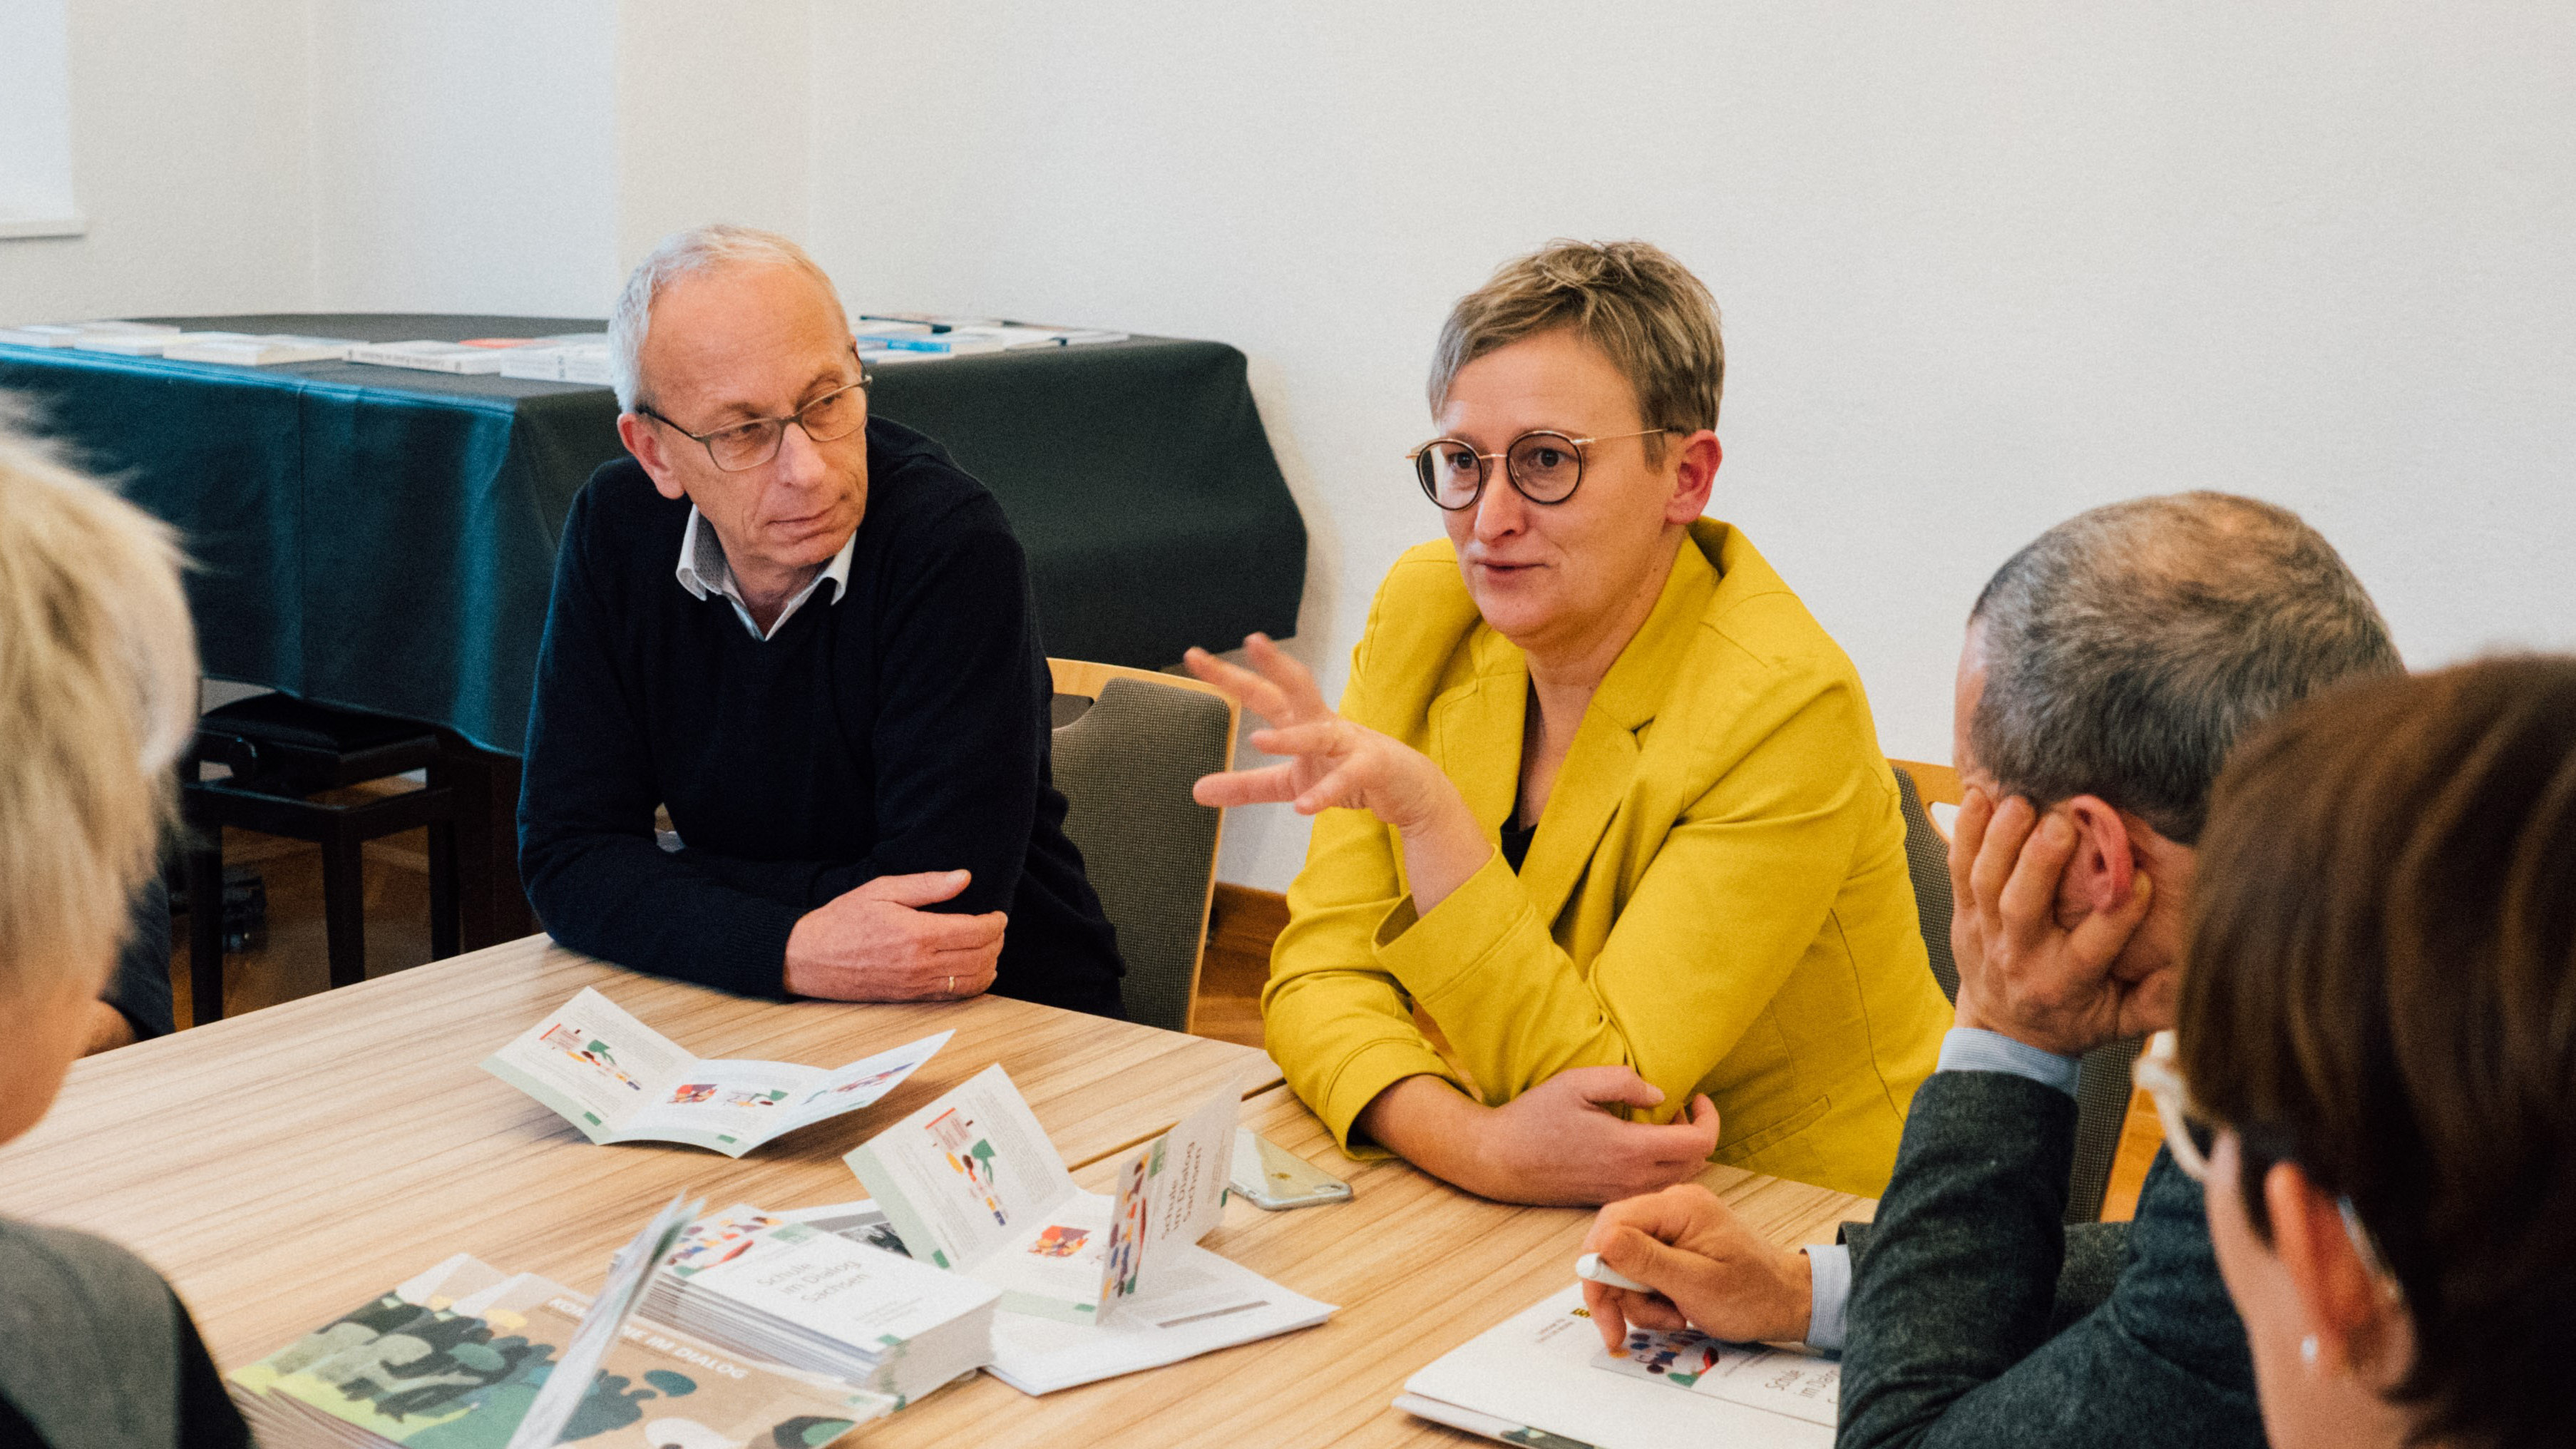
[1938,1025,2083,1097]
[1802,1243,1852,1353]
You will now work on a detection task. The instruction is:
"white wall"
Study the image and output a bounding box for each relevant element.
[308,1,622,315]
[10,1,2576,893]
[813,0,2576,889]
[0,0,312,322]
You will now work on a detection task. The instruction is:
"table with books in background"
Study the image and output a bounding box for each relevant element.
[0,931,1872,1448]
[0,314,1308,945]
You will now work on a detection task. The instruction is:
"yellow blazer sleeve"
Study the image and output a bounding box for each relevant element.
[1259,585,1462,1154]
[1373,665,1879,1124]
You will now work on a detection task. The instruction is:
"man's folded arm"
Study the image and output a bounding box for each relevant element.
[517,498,814,997]
[1803,1032,2112,1353]
[1837,1063,2078,1448]
[683,508,1052,917]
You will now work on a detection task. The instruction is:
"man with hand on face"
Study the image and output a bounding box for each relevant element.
[1580,493,2398,1448]
[517,225,1124,1016]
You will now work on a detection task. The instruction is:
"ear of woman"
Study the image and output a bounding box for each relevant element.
[2262,1160,2411,1385]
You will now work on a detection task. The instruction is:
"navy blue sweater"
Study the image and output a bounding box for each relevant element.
[517,418,1124,1018]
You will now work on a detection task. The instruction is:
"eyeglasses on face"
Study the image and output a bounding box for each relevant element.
[2133,1030,2403,1297]
[640,374,871,473]
[1405,427,1683,511]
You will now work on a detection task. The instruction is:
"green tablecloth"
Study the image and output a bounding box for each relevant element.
[0,313,1305,754]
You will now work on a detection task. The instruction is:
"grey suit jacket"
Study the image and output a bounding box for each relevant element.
[1837,1070,2264,1448]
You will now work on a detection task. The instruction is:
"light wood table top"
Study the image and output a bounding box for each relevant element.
[873,1083,1876,1448]
[0,933,1276,1368]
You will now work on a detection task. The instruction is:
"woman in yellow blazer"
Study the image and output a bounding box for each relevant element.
[1190,242,1949,1203]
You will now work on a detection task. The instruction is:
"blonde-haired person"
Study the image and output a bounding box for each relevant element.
[0,409,249,1446]
[1189,242,1949,1203]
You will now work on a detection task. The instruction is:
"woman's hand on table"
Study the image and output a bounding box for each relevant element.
[1579,1182,1815,1352]
[1361,1068,1720,1207]
[1187,635,1492,911]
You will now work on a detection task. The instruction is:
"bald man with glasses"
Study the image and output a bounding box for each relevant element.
[516,224,1125,1017]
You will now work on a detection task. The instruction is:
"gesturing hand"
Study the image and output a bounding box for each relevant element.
[1580,1184,1815,1351]
[1949,789,2163,1055]
[1184,635,1463,834]
[783,869,1005,1003]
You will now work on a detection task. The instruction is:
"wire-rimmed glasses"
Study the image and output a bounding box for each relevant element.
[2133,1030,2403,1296]
[640,374,871,472]
[1406,427,1682,511]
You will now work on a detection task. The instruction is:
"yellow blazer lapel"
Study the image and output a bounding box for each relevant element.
[1422,630,1528,836]
[1514,536,1723,926]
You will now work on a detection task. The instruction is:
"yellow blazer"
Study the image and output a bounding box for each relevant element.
[1263,520,1950,1197]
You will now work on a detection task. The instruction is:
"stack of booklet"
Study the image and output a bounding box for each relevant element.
[641,1202,1002,1408]
[0,319,180,349]
[846,1065,1336,1393]
[1396,1284,1839,1448]
[227,1197,893,1448]
[346,335,604,375]
[852,313,1128,365]
[481,986,950,1157]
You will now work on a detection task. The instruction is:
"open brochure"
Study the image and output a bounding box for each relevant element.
[226,1204,891,1449]
[844,1064,1238,1323]
[986,1243,1335,1395]
[1397,1284,1837,1448]
[481,987,948,1157]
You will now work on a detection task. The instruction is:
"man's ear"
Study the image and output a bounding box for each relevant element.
[2058,794,2137,915]
[1663,430,1720,525]
[617,411,689,501]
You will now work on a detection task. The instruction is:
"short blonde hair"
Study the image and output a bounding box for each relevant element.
[0,402,197,998]
[1428,240,1725,445]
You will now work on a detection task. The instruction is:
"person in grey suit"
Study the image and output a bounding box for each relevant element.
[1579,492,2399,1448]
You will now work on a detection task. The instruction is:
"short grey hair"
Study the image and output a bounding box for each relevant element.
[608,223,843,412]
[1968,491,2400,844]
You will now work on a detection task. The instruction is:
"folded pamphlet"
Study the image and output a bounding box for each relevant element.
[481,986,949,1157]
[985,1242,1335,1395]
[75,329,257,357]
[346,339,548,374]
[844,1065,1237,1323]
[163,334,356,366]
[498,341,613,384]
[640,1201,1000,1408]
[0,319,181,349]
[1397,1284,1838,1448]
[226,1201,891,1449]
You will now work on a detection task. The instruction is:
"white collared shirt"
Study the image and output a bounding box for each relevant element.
[673,506,856,640]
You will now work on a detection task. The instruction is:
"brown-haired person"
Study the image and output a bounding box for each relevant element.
[0,410,249,1445]
[2150,656,2576,1449]
[1186,240,1949,1203]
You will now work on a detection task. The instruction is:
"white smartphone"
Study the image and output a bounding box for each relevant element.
[1229,1127,1353,1211]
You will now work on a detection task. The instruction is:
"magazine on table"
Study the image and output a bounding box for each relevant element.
[225,1197,892,1449]
[481,985,949,1157]
[1396,1284,1838,1448]
[843,1065,1238,1323]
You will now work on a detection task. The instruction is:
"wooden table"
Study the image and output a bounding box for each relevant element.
[0,932,1867,1447]
[0,933,1276,1367]
[874,1085,1874,1448]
